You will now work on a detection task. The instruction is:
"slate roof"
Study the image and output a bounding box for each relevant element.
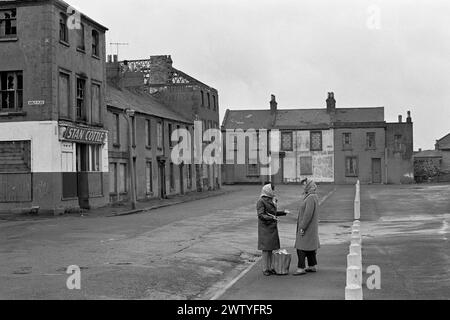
[222,110,273,130]
[437,133,450,150]
[106,84,192,124]
[222,106,385,130]
[414,150,443,158]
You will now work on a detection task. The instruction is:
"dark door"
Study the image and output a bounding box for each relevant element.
[76,144,90,209]
[272,154,285,184]
[372,158,382,184]
[158,160,166,199]
[179,164,184,195]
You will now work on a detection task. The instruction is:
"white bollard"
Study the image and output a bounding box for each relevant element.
[345,266,363,300]
[347,252,362,269]
[352,229,361,238]
[353,220,361,227]
[354,200,361,220]
[345,284,363,300]
[350,243,362,257]
[351,234,362,246]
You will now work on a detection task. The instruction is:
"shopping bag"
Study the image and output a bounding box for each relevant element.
[271,249,292,275]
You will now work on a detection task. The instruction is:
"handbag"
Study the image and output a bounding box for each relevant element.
[271,249,292,275]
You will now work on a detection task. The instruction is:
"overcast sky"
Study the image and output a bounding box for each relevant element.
[71,0,450,150]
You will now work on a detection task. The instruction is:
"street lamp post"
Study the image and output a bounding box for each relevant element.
[124,108,137,210]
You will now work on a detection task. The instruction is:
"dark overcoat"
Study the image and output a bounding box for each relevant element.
[295,193,320,251]
[257,196,284,251]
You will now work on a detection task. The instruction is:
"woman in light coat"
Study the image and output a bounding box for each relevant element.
[294,179,320,276]
[257,183,287,276]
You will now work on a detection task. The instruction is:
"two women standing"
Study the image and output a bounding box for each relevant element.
[256,179,320,276]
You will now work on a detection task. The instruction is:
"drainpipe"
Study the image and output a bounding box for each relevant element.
[384,147,388,184]
[124,108,137,210]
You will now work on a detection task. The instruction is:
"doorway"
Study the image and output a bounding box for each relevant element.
[179,164,184,195]
[372,158,382,184]
[158,158,167,199]
[76,144,90,209]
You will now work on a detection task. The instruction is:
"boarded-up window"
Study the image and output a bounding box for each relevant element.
[77,23,85,51]
[247,164,260,177]
[157,122,163,148]
[346,157,358,177]
[310,131,323,151]
[281,132,293,151]
[59,73,70,119]
[146,161,153,194]
[112,113,120,145]
[187,164,193,189]
[118,163,127,193]
[91,84,101,124]
[300,156,313,176]
[145,119,151,147]
[0,141,31,172]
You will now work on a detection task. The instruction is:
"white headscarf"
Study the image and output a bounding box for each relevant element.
[261,184,275,199]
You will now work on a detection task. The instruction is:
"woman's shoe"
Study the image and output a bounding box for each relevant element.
[293,269,307,276]
[306,267,317,273]
[263,271,272,276]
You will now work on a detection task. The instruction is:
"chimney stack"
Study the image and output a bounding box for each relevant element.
[407,111,412,124]
[398,115,402,123]
[113,54,118,63]
[270,94,278,114]
[326,92,336,112]
[107,55,112,63]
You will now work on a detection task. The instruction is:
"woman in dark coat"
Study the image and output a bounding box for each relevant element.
[294,179,320,276]
[257,183,287,276]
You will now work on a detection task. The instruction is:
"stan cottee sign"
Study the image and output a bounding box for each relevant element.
[60,125,107,145]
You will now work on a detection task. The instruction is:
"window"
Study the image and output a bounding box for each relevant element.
[118,163,127,193]
[170,162,175,190]
[367,132,376,149]
[92,30,99,56]
[91,83,101,124]
[112,113,120,146]
[0,71,23,111]
[77,23,85,51]
[131,116,136,147]
[89,145,101,172]
[58,73,70,119]
[59,13,68,43]
[343,133,352,149]
[201,90,204,106]
[346,157,358,177]
[310,131,323,151]
[300,156,313,176]
[0,141,31,173]
[76,78,86,121]
[281,132,293,151]
[187,164,193,189]
[146,161,153,194]
[247,164,260,177]
[168,123,173,147]
[207,92,211,109]
[394,134,403,152]
[109,163,117,194]
[145,119,151,147]
[0,9,17,38]
[213,95,216,111]
[157,122,163,149]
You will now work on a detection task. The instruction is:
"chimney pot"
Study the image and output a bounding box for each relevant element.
[407,111,412,123]
[326,92,336,112]
[113,55,118,63]
[270,94,278,114]
[398,115,402,123]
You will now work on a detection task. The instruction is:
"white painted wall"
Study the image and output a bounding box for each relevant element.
[283,129,335,183]
[0,121,109,173]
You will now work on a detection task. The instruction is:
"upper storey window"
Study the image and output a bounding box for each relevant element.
[0,71,23,111]
[92,30,99,57]
[0,9,17,38]
[59,13,69,43]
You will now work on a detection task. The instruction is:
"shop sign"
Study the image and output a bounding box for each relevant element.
[60,125,107,145]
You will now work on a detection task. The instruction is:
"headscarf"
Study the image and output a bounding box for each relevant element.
[304,179,318,198]
[260,184,275,199]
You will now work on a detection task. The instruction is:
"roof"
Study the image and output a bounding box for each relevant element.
[106,84,192,124]
[222,106,386,130]
[222,110,273,130]
[414,150,443,159]
[275,109,331,129]
[334,108,385,123]
[437,133,450,150]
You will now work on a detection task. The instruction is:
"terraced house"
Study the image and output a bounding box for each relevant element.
[0,0,109,214]
[222,93,414,185]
